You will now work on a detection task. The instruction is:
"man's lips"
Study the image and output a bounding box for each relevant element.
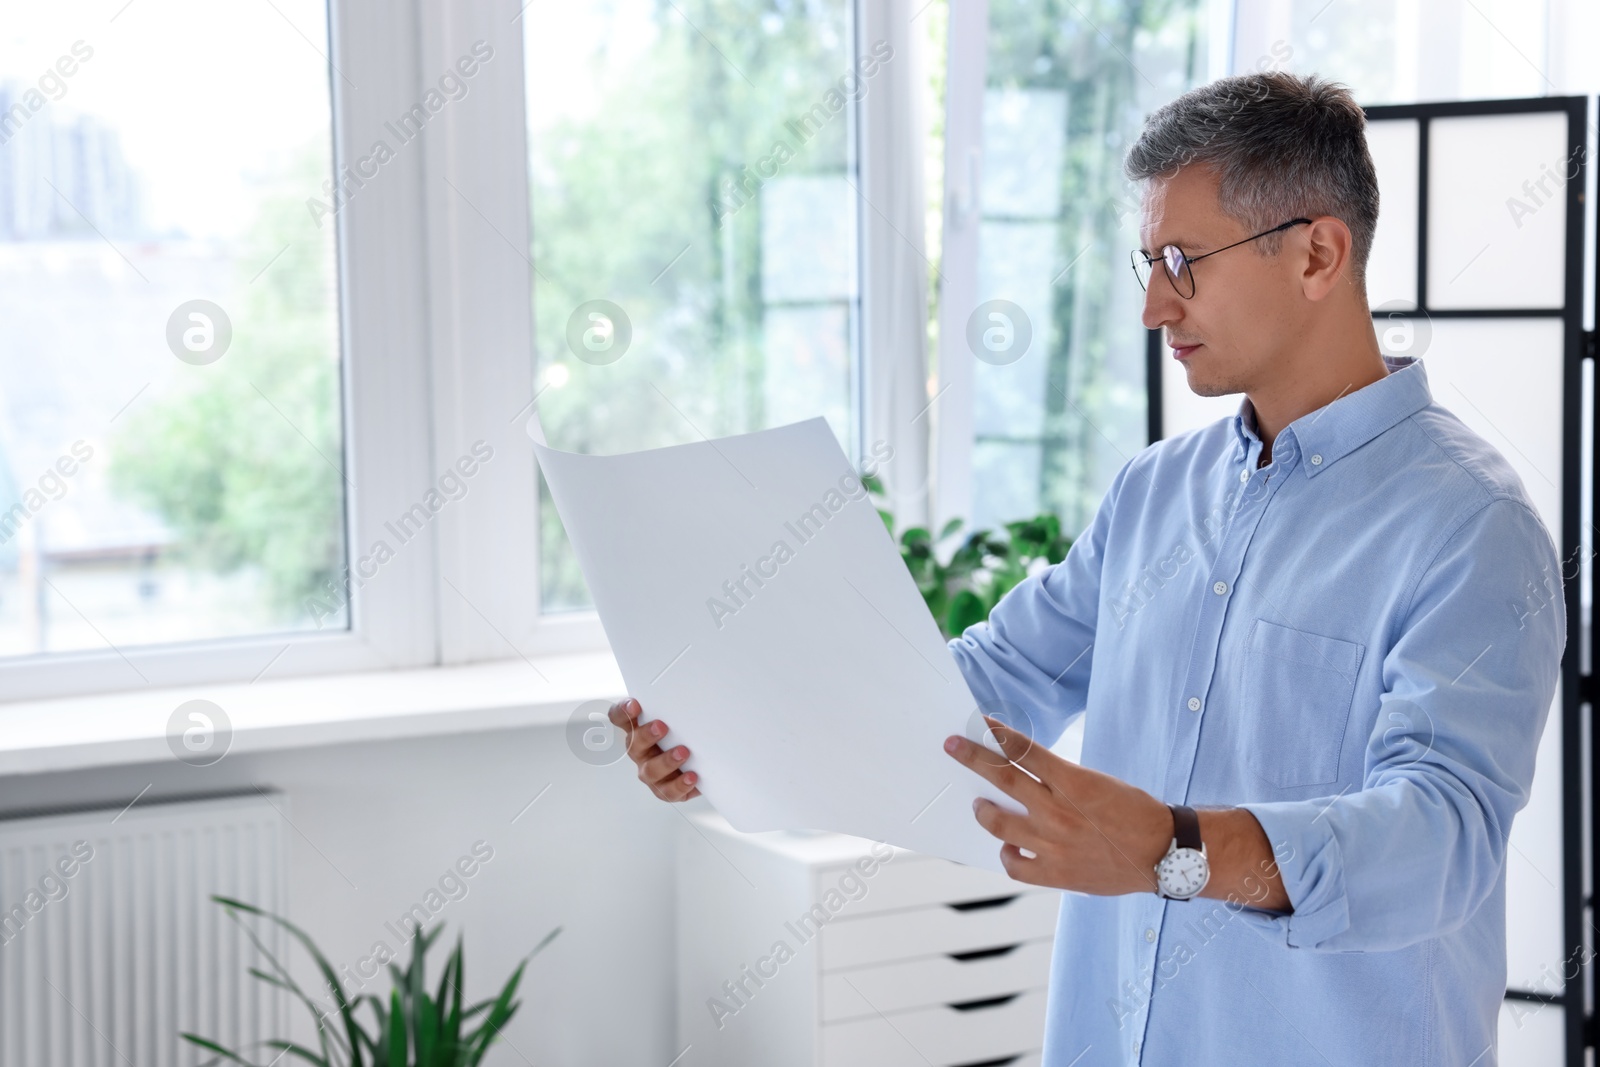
[1171,343,1202,360]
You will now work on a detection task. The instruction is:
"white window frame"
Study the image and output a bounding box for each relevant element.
[930,0,1234,536]
[0,0,932,703]
[0,0,448,701]
[930,0,989,537]
[860,0,935,533]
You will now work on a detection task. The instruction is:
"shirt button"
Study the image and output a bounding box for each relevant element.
[1311,453,1323,465]
[1144,927,1156,943]
[1239,469,1249,482]
[1212,580,1228,595]
[1133,1040,1142,1056]
[1187,696,1201,712]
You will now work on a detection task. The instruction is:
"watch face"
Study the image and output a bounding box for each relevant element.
[1157,847,1209,899]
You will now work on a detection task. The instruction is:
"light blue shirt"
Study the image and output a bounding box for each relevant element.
[950,355,1565,1066]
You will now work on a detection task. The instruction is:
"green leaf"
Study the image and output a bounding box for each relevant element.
[387,989,407,1067]
[989,567,1026,606]
[214,899,344,1067]
[464,961,523,1062]
[442,940,465,1064]
[945,589,987,636]
[528,924,562,960]
[245,967,299,995]
[181,1033,261,1067]
[407,926,430,1062]
[464,927,559,1065]
[947,534,988,570]
[876,507,894,533]
[361,994,389,1061]
[1005,513,1058,550]
[214,895,369,1067]
[259,1040,334,1067]
[417,996,439,1067]
[937,517,964,541]
[860,472,885,496]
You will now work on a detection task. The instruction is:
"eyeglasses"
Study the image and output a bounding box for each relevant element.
[1130,218,1313,299]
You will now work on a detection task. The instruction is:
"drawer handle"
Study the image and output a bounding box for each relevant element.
[948,943,1021,962]
[948,894,1020,912]
[947,992,1021,1012]
[950,1057,1024,1067]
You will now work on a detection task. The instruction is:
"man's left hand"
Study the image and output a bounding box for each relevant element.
[945,715,1173,895]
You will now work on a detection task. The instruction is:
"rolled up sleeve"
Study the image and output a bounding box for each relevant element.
[1236,496,1565,951]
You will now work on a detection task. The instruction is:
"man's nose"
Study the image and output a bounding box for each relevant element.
[1140,267,1184,332]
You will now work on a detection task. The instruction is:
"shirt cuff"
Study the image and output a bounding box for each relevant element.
[948,641,1034,738]
[1232,800,1353,949]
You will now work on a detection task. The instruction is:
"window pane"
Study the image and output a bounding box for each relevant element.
[1272,0,1559,104]
[1240,3,1600,106]
[525,0,860,612]
[0,2,346,656]
[968,1,1209,534]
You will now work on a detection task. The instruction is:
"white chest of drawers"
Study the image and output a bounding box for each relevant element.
[676,811,1060,1067]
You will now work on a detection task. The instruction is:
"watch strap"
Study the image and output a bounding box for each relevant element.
[1169,803,1202,851]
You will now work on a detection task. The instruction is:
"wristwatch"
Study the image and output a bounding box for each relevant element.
[1155,803,1210,900]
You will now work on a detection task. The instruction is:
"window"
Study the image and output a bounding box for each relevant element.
[0,0,896,696]
[1235,0,1600,105]
[0,3,346,657]
[0,0,1224,694]
[933,0,1215,539]
[523,0,863,612]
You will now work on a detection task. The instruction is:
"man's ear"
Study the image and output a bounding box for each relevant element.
[1300,216,1354,302]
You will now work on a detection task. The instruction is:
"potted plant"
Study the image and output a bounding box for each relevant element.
[184,895,560,1067]
[865,475,1073,638]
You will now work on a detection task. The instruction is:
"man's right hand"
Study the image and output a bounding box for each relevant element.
[608,697,701,802]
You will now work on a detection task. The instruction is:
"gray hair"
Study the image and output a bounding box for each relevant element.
[1123,72,1379,293]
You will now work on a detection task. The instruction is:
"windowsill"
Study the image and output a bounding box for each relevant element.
[0,652,625,779]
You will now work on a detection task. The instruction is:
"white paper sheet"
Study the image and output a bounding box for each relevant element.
[532,417,1024,872]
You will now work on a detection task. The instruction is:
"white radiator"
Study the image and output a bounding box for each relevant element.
[0,792,288,1067]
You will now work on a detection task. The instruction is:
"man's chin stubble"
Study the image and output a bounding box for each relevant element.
[1186,373,1248,399]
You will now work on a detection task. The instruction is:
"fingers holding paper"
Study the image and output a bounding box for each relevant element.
[944,715,1169,895]
[609,697,701,802]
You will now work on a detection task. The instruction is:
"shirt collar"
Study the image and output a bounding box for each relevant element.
[1231,355,1432,475]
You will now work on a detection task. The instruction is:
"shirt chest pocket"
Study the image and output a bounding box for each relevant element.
[1238,618,1366,788]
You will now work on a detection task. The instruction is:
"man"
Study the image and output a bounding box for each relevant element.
[611,72,1565,1064]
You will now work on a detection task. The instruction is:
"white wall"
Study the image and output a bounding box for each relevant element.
[0,725,682,1066]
